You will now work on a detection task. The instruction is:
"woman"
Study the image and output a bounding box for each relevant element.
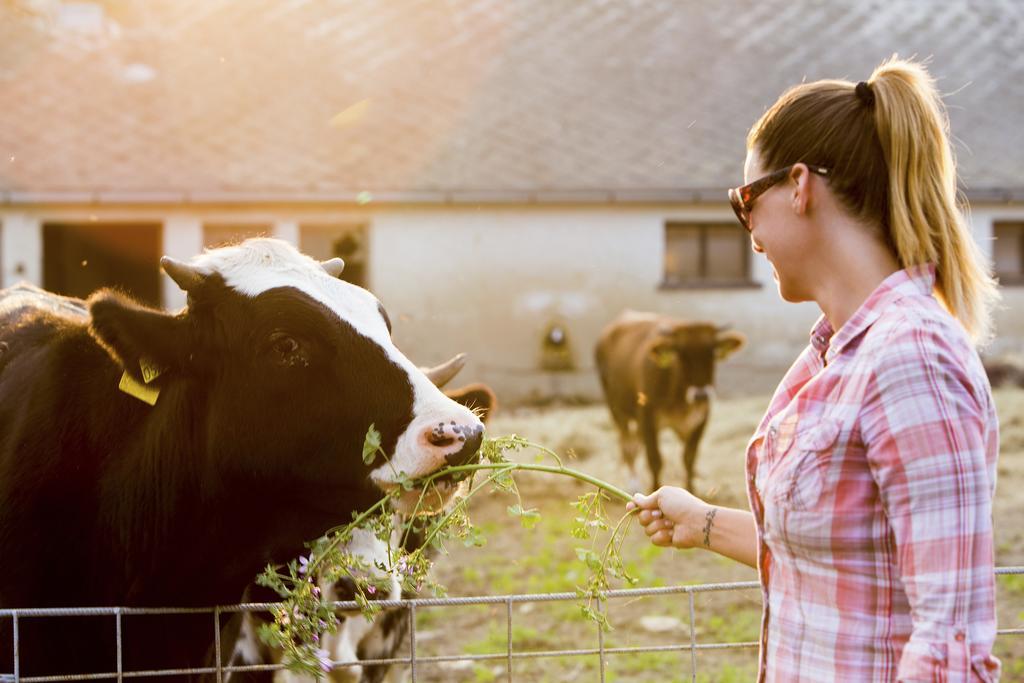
[628,57,1002,681]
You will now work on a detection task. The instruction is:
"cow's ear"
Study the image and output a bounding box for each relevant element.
[87,290,189,379]
[714,330,746,360]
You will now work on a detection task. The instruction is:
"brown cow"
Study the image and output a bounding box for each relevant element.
[595,311,745,491]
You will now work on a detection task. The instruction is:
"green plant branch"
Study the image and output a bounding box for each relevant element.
[417,464,519,550]
[257,433,642,676]
[305,492,395,577]
[417,461,634,503]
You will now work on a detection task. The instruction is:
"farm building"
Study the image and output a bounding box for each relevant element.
[1,0,1023,403]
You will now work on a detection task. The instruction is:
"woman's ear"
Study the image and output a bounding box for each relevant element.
[790,163,812,215]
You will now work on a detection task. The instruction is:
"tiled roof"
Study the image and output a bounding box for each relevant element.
[1,0,1022,203]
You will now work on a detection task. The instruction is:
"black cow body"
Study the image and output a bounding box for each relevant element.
[0,239,483,676]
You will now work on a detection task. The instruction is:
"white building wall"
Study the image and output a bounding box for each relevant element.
[970,206,1024,357]
[272,219,300,246]
[161,216,203,310]
[2,201,1019,403]
[370,205,821,402]
[0,213,43,288]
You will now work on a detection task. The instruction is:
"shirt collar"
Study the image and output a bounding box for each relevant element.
[809,263,936,361]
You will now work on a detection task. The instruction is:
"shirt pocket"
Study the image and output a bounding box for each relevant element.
[772,417,841,511]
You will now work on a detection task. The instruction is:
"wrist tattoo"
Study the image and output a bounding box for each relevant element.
[702,508,717,547]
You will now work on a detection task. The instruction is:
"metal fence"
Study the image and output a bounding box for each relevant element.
[3,567,1023,682]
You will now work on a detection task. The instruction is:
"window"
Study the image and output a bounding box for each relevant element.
[662,222,753,288]
[300,224,367,288]
[994,221,1024,285]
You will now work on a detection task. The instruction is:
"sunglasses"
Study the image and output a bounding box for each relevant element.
[728,164,831,231]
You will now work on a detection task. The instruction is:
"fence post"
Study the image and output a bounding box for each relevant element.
[688,590,697,683]
[409,603,417,682]
[214,606,223,683]
[12,613,18,683]
[506,598,513,682]
[115,608,123,682]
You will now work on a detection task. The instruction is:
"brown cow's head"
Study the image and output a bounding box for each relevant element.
[645,322,745,402]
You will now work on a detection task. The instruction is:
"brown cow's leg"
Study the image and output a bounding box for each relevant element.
[639,409,662,489]
[670,404,710,492]
[682,421,707,492]
[617,420,643,491]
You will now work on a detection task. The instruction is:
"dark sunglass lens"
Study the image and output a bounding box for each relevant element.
[729,190,749,230]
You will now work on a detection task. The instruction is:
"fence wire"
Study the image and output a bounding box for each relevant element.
[3,567,1022,682]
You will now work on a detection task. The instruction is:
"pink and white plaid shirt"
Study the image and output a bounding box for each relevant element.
[745,264,1001,682]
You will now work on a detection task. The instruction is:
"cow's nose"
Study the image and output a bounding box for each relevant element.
[686,385,714,403]
[425,421,484,468]
[445,428,483,467]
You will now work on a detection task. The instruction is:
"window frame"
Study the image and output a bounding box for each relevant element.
[659,221,759,290]
[993,220,1024,287]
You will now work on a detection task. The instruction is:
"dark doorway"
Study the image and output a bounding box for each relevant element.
[43,222,162,307]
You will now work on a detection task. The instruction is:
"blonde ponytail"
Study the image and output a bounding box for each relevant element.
[749,56,999,344]
[868,56,999,344]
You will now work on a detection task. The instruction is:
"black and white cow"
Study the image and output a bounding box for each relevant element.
[0,238,483,676]
[228,527,419,683]
[227,367,497,682]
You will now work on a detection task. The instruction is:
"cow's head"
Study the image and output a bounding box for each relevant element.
[645,322,745,402]
[87,238,483,516]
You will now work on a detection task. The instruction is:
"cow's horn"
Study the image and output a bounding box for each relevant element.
[321,258,345,278]
[421,353,467,389]
[160,256,206,292]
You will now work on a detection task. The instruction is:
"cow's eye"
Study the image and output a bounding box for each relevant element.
[650,345,677,368]
[269,333,300,356]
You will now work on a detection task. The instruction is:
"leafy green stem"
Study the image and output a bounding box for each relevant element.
[418,461,634,504]
[305,492,395,576]
[417,464,518,550]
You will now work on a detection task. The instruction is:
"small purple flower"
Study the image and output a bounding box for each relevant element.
[298,555,310,575]
[366,584,377,595]
[315,647,333,672]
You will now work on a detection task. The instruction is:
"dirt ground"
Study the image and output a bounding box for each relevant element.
[402,387,1024,682]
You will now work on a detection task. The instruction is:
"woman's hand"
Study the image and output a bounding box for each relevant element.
[627,486,713,550]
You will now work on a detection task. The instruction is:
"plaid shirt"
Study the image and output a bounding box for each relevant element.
[745,264,1001,682]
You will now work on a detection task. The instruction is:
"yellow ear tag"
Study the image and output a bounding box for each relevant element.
[139,357,165,385]
[118,358,165,406]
